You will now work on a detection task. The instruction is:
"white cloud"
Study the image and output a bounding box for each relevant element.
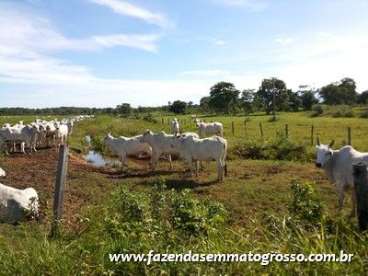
[88,0,169,27]
[0,11,160,53]
[275,36,294,46]
[212,0,268,11]
[179,69,230,78]
[213,39,227,46]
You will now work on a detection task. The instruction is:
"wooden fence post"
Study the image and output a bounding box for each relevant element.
[161,118,164,125]
[285,124,289,138]
[348,127,352,145]
[50,145,69,238]
[311,125,314,146]
[244,120,247,137]
[259,122,264,140]
[353,162,368,231]
[232,121,235,136]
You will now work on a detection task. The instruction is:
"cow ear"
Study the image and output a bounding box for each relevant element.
[316,137,320,146]
[329,140,335,148]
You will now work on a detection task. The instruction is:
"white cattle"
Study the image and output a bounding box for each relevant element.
[56,124,69,146]
[140,130,183,170]
[104,133,152,169]
[171,118,180,136]
[315,140,368,217]
[0,167,5,177]
[195,119,224,138]
[0,183,39,223]
[0,125,39,153]
[177,135,227,182]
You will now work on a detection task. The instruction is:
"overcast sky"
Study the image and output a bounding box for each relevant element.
[1,0,368,107]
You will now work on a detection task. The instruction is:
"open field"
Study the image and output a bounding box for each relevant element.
[0,112,368,274]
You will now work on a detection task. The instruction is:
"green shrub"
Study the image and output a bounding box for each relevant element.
[142,113,158,123]
[232,135,309,161]
[311,104,324,117]
[330,105,354,118]
[289,182,323,224]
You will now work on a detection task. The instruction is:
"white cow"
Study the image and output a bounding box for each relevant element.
[140,130,188,170]
[0,167,5,177]
[177,135,227,182]
[171,118,180,136]
[104,133,152,169]
[195,119,224,138]
[0,183,39,223]
[315,140,368,217]
[56,124,69,146]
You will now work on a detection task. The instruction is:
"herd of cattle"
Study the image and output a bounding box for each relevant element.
[0,115,92,223]
[1,115,368,224]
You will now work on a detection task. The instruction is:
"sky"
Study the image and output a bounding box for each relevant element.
[1,0,368,108]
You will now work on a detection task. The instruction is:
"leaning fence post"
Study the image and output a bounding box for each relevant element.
[50,145,69,238]
[348,127,352,145]
[259,122,264,140]
[285,124,289,138]
[353,162,368,231]
[232,121,235,136]
[311,125,314,146]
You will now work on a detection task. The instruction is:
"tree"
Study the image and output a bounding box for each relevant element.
[287,90,302,112]
[169,100,187,114]
[240,89,255,114]
[256,78,288,115]
[116,103,132,117]
[208,82,240,114]
[319,78,357,105]
[299,90,318,110]
[358,91,368,104]
[200,96,210,113]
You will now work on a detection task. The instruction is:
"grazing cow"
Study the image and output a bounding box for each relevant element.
[0,167,5,177]
[0,183,39,223]
[177,135,227,182]
[171,118,180,136]
[195,119,224,138]
[140,130,190,170]
[315,139,368,217]
[104,133,152,169]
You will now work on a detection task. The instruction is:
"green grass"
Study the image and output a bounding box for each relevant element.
[1,112,368,274]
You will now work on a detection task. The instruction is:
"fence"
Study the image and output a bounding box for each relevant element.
[161,117,360,148]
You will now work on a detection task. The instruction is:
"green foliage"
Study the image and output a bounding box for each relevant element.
[142,113,158,123]
[208,82,240,114]
[116,103,132,117]
[289,182,323,224]
[319,78,357,105]
[232,135,309,161]
[358,91,368,104]
[171,189,227,235]
[90,135,105,153]
[300,90,318,110]
[255,78,288,115]
[169,100,187,114]
[311,104,354,118]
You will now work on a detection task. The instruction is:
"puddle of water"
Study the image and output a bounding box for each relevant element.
[84,150,121,167]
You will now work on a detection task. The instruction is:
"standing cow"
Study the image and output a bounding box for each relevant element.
[195,119,223,138]
[315,140,368,217]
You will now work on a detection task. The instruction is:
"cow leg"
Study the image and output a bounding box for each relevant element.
[217,160,223,182]
[195,160,199,177]
[150,151,159,171]
[120,153,127,171]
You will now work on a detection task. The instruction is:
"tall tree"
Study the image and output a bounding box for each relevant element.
[256,78,288,115]
[169,100,187,114]
[240,89,255,114]
[208,82,240,114]
[357,91,368,104]
[319,78,357,105]
[116,103,132,117]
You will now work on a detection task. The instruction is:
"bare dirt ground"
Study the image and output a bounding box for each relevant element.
[0,147,339,233]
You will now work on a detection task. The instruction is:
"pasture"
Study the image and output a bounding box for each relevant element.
[0,112,368,274]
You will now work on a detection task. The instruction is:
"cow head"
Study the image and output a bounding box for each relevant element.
[315,139,335,168]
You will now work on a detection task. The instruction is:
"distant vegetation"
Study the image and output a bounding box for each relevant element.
[1,77,368,119]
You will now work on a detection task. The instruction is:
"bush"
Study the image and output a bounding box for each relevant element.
[232,135,309,161]
[289,182,323,224]
[311,104,324,117]
[330,105,354,118]
[142,113,158,123]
